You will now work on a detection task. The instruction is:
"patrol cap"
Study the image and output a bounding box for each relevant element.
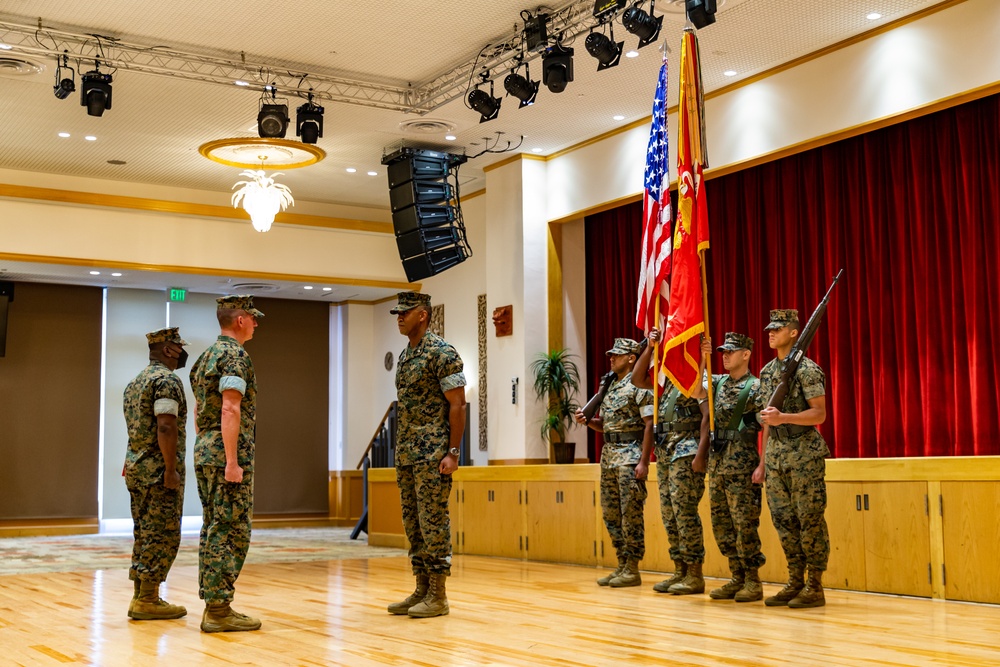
[390,291,431,314]
[765,309,799,331]
[217,294,264,318]
[146,327,188,346]
[606,337,641,356]
[717,332,753,351]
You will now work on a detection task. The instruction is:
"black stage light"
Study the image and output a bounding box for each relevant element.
[622,3,664,48]
[296,101,324,144]
[503,67,539,108]
[686,0,718,29]
[524,12,550,53]
[258,103,289,138]
[585,32,623,71]
[79,70,113,117]
[54,76,75,100]
[468,83,501,123]
[542,44,574,94]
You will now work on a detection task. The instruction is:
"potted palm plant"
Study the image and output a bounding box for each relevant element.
[529,349,582,464]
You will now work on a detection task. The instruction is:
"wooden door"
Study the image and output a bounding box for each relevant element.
[825,482,866,591]
[526,481,597,566]
[941,481,1000,603]
[460,481,523,559]
[861,481,932,597]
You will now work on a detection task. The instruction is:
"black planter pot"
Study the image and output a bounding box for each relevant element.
[553,442,576,464]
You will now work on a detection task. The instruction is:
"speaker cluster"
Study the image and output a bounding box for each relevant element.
[382,148,471,282]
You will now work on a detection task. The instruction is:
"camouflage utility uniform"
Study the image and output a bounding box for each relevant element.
[395,331,466,576]
[651,386,707,566]
[758,356,830,573]
[599,372,652,564]
[190,334,257,603]
[123,359,186,586]
[708,369,765,576]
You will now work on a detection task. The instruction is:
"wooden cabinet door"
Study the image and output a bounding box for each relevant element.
[450,483,461,553]
[461,481,523,559]
[641,470,672,573]
[526,481,598,566]
[941,481,1000,603]
[825,482,866,591]
[757,490,789,585]
[862,481,932,597]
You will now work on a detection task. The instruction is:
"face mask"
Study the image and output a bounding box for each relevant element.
[176,348,189,369]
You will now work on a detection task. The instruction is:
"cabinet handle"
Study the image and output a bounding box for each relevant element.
[939,495,944,517]
[928,563,932,584]
[863,494,869,511]
[519,535,523,550]
[855,495,861,511]
[519,489,522,504]
[525,536,529,551]
[942,564,947,586]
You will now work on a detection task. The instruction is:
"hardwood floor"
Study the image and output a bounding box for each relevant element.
[1,555,999,666]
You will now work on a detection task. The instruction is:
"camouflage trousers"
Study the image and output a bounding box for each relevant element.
[656,451,706,564]
[765,451,829,571]
[397,461,453,576]
[196,465,254,603]
[600,464,647,561]
[126,475,184,584]
[709,472,765,572]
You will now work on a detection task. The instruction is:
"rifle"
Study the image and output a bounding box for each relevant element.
[581,339,648,422]
[766,270,843,410]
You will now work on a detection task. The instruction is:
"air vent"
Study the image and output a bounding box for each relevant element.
[398,118,455,135]
[0,57,46,77]
[230,282,280,293]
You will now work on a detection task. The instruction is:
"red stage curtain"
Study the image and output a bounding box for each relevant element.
[585,93,1000,458]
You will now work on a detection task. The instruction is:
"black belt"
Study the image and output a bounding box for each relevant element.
[605,430,643,443]
[715,428,746,441]
[771,424,813,439]
[655,422,699,436]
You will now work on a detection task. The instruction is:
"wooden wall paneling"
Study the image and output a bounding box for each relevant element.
[825,482,867,591]
[698,487,729,580]
[451,482,461,554]
[641,472,672,573]
[941,481,1000,604]
[861,481,932,597]
[369,480,406,549]
[526,481,597,566]
[758,492,790,585]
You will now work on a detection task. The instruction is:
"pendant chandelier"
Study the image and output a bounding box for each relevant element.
[231,167,294,232]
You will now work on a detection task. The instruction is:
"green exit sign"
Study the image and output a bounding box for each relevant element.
[169,288,186,302]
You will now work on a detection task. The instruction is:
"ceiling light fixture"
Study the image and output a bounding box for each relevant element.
[613,114,625,120]
[723,70,737,76]
[303,285,313,290]
[111,272,122,277]
[322,287,332,291]
[232,166,294,232]
[257,86,289,138]
[622,1,663,48]
[296,93,324,144]
[367,171,377,176]
[585,27,623,71]
[58,132,70,138]
[866,12,882,20]
[234,80,250,86]
[80,62,113,117]
[346,168,357,173]
[542,44,575,93]
[445,134,457,141]
[53,53,76,100]
[0,44,12,50]
[532,147,543,153]
[504,62,540,108]
[85,135,97,141]
[685,0,718,30]
[468,75,502,122]
[625,50,639,58]
[89,271,101,275]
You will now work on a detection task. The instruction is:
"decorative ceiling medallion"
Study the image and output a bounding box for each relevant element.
[198,137,325,169]
[399,118,455,135]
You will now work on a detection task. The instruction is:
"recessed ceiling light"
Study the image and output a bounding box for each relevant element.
[58,132,70,138]
[111,272,122,277]
[367,171,377,176]
[0,44,11,51]
[234,80,250,87]
[89,271,101,275]
[723,70,737,77]
[532,147,544,153]
[85,135,97,141]
[445,135,456,141]
[303,285,313,290]
[625,50,639,58]
[346,168,357,173]
[322,287,332,291]
[613,115,625,121]
[867,12,882,20]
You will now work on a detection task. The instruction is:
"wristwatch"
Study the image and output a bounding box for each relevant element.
[448,447,460,458]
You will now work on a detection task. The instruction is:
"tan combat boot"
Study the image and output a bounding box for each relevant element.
[669,562,705,595]
[200,601,262,632]
[597,556,626,586]
[734,568,763,602]
[765,566,805,607]
[709,568,745,599]
[127,578,140,617]
[653,561,687,593]
[388,573,430,614]
[129,581,187,620]
[408,573,449,618]
[609,559,642,588]
[788,568,825,608]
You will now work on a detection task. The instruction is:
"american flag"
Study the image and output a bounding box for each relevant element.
[635,60,672,344]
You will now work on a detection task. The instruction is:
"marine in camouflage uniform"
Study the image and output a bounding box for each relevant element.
[703,332,765,602]
[122,327,189,620]
[190,295,263,632]
[581,338,652,588]
[756,308,830,609]
[388,292,466,619]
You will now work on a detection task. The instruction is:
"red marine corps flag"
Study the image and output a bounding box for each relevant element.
[659,28,710,396]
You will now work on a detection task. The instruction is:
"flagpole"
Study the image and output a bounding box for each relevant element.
[700,250,714,434]
[652,297,659,429]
